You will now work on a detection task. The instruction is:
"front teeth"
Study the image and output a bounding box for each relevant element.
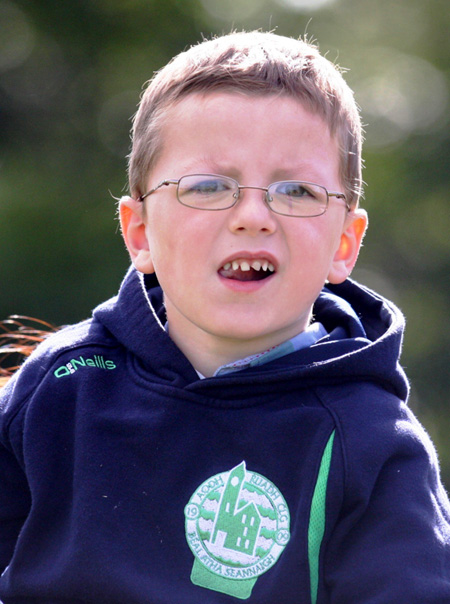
[223,260,274,272]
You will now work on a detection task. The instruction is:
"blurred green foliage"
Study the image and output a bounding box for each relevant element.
[1,0,449,486]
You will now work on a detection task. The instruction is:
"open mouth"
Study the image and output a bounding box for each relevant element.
[218,259,276,282]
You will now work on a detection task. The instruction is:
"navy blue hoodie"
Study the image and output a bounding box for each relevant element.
[1,268,449,603]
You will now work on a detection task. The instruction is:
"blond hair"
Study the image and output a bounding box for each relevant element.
[129,31,363,207]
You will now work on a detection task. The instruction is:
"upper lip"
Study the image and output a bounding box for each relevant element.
[219,251,279,271]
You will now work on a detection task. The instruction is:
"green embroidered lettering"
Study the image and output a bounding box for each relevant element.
[53,355,118,378]
[70,356,86,370]
[54,365,70,378]
[185,462,290,599]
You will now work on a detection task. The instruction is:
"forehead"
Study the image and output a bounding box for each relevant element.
[153,92,340,182]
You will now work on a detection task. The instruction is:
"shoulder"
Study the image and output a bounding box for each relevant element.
[317,381,450,516]
[315,381,440,488]
[0,317,117,426]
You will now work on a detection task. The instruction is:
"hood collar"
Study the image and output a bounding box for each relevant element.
[93,267,408,399]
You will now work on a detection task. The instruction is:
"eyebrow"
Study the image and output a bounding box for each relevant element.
[272,160,334,182]
[173,158,333,184]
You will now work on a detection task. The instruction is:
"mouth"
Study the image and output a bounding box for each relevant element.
[218,258,276,282]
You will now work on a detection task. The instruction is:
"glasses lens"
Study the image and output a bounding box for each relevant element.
[177,174,236,210]
[268,181,328,217]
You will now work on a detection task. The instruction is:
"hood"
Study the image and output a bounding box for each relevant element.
[93,267,409,400]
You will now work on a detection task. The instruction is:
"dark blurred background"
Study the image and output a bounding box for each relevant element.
[1,0,449,486]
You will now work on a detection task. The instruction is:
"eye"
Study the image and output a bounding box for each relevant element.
[180,175,233,196]
[267,181,327,217]
[273,181,316,199]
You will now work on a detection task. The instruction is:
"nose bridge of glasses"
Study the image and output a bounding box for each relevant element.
[235,184,270,202]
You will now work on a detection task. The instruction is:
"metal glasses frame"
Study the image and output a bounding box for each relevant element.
[137,174,350,217]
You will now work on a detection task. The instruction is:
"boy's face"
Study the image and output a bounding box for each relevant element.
[121,92,367,368]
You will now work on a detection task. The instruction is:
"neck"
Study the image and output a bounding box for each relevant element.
[166,312,311,378]
[169,331,271,378]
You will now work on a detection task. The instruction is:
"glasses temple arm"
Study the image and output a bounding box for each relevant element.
[137,180,177,202]
[328,192,351,212]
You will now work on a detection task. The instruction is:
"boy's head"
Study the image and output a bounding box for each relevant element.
[128,30,363,208]
[120,31,368,376]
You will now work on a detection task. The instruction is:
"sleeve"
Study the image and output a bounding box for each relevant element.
[0,377,32,573]
[322,395,450,604]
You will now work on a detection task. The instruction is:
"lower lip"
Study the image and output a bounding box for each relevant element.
[217,273,275,292]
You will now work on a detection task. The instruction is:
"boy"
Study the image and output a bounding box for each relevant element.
[1,31,449,603]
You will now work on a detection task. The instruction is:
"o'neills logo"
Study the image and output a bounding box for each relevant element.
[54,355,117,378]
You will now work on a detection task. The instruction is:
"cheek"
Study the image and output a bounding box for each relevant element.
[287,221,341,276]
[145,209,210,275]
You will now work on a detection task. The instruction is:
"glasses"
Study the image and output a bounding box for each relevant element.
[137,173,349,218]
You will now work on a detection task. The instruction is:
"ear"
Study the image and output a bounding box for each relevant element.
[119,196,155,274]
[327,209,368,284]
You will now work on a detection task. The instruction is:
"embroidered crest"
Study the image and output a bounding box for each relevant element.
[185,461,290,599]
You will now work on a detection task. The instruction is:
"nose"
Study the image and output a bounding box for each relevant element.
[227,186,277,236]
